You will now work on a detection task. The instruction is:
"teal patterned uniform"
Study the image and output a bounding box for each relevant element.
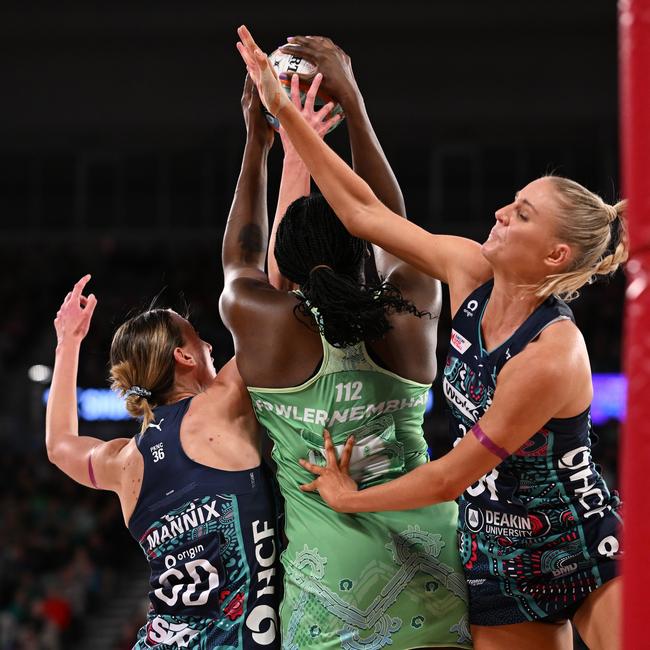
[127,398,283,649]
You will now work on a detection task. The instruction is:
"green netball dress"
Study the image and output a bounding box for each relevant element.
[248,312,471,649]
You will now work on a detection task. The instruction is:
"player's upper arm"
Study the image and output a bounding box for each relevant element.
[91,438,137,492]
[378,253,442,317]
[51,435,132,492]
[481,342,576,451]
[437,321,586,499]
[219,273,297,341]
[349,201,492,306]
[220,267,271,326]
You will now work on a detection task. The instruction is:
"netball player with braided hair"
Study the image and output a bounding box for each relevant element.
[221,45,470,648]
[46,277,282,648]
[237,25,626,650]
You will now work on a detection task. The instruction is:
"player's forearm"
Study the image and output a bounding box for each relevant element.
[277,101,386,238]
[337,461,454,513]
[267,154,310,289]
[342,95,406,218]
[222,137,271,275]
[46,340,82,463]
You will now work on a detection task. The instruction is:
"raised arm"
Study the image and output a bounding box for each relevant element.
[267,73,340,290]
[46,276,130,491]
[219,76,300,373]
[280,39,404,261]
[280,36,439,305]
[236,26,492,313]
[221,77,274,285]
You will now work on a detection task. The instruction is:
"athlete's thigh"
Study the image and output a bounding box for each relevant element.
[573,576,621,650]
[471,620,573,650]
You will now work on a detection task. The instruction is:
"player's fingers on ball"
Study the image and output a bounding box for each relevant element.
[325,114,341,131]
[305,73,322,111]
[279,43,304,54]
[280,45,309,63]
[316,101,334,119]
[289,35,316,47]
[280,43,317,62]
[290,74,301,107]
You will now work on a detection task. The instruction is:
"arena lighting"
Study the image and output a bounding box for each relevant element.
[42,388,130,421]
[40,387,434,421]
[425,388,434,414]
[590,374,627,425]
[28,364,52,383]
[40,380,623,424]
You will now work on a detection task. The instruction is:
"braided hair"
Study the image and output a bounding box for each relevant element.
[274,193,428,347]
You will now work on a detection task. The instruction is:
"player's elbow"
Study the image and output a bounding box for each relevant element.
[344,202,377,239]
[432,465,465,503]
[436,477,461,503]
[441,480,465,503]
[46,440,64,468]
[218,289,235,328]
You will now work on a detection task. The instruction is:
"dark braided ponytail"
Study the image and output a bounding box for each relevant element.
[274,194,428,348]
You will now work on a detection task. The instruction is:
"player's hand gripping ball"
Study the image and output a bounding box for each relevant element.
[263,46,344,132]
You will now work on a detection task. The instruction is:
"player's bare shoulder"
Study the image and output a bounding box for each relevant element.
[537,317,589,361]
[514,316,592,409]
[199,358,256,421]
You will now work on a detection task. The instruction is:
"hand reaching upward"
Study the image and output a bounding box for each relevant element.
[236,25,289,116]
[54,275,98,346]
[279,72,340,155]
[241,74,275,149]
[280,36,359,109]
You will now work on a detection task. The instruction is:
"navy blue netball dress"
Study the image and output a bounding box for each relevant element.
[127,398,282,648]
[443,279,622,625]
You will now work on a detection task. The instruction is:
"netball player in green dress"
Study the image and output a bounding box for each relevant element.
[221,40,470,649]
[237,25,625,650]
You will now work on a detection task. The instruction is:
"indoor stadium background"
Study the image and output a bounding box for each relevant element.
[0,2,623,648]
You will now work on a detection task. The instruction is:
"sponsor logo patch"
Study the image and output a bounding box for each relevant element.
[450,329,472,354]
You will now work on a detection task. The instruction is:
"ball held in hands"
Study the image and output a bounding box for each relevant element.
[263,45,344,132]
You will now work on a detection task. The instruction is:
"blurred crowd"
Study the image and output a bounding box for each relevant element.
[0,449,136,650]
[0,237,625,649]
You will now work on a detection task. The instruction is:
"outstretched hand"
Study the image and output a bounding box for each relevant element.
[280,36,359,108]
[299,430,358,512]
[54,275,98,346]
[280,72,341,154]
[236,25,289,116]
[241,74,274,148]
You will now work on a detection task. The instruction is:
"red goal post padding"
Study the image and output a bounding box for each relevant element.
[619,0,650,646]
